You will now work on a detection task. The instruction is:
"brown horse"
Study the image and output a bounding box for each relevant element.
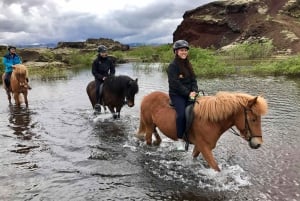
[86,75,139,118]
[136,91,268,171]
[2,64,30,107]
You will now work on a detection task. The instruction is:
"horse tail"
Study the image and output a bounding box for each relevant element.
[136,116,147,140]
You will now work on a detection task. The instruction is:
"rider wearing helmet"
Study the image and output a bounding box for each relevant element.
[3,46,20,88]
[167,40,198,148]
[92,45,115,111]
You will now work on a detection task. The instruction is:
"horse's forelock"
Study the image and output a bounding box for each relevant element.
[128,78,139,94]
[14,64,28,75]
[253,96,268,115]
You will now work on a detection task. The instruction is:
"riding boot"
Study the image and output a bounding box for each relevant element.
[26,78,32,90]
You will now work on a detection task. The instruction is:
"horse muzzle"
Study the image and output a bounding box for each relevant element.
[249,137,263,149]
[127,101,134,107]
[124,99,134,107]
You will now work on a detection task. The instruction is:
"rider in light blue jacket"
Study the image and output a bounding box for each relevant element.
[2,46,22,88]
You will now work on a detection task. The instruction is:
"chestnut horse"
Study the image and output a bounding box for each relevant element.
[86,75,139,118]
[136,91,268,171]
[2,64,30,107]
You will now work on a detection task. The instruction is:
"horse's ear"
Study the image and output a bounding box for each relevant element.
[12,65,16,70]
[135,78,138,83]
[247,96,258,108]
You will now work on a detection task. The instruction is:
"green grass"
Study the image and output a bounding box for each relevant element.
[249,55,300,76]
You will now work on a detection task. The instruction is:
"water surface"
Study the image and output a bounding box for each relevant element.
[0,63,299,201]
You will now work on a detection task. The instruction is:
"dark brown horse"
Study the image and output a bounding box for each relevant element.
[2,64,30,107]
[136,91,268,171]
[86,75,139,118]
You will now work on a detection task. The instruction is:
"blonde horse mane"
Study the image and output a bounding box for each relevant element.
[194,91,268,122]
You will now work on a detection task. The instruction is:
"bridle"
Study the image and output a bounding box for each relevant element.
[230,107,262,141]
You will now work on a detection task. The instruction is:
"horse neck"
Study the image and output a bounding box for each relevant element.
[210,110,243,137]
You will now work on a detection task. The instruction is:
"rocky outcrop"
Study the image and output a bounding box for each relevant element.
[57,42,85,49]
[0,38,129,68]
[57,38,129,51]
[173,0,300,54]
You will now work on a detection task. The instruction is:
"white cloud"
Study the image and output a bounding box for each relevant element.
[0,0,213,45]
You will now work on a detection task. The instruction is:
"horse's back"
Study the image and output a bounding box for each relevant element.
[141,91,169,108]
[140,91,172,121]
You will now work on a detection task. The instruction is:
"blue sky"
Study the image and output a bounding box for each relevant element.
[0,0,213,45]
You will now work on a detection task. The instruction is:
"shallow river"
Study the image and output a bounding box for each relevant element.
[0,63,299,201]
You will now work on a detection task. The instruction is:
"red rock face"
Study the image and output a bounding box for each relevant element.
[173,0,300,54]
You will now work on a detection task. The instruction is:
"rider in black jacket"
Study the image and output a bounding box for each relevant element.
[167,40,198,140]
[92,45,115,111]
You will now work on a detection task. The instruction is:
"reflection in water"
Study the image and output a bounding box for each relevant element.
[0,65,299,201]
[8,105,32,138]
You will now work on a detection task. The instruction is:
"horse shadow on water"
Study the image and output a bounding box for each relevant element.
[86,75,139,119]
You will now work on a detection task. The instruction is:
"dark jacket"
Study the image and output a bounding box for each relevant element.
[92,55,115,81]
[167,58,198,98]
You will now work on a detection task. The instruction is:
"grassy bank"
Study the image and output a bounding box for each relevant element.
[111,43,300,77]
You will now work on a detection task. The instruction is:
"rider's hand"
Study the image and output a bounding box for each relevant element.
[189,91,197,98]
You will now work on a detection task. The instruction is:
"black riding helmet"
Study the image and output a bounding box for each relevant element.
[8,46,16,51]
[97,45,108,53]
[173,40,189,52]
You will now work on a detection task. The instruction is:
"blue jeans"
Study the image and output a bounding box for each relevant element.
[170,94,189,138]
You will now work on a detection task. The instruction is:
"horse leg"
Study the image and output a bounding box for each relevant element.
[116,106,121,119]
[152,128,162,146]
[192,146,200,158]
[197,145,221,172]
[24,92,28,107]
[108,106,118,119]
[6,89,12,105]
[13,93,20,106]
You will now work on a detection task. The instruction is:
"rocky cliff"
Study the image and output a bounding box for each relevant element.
[173,0,300,54]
